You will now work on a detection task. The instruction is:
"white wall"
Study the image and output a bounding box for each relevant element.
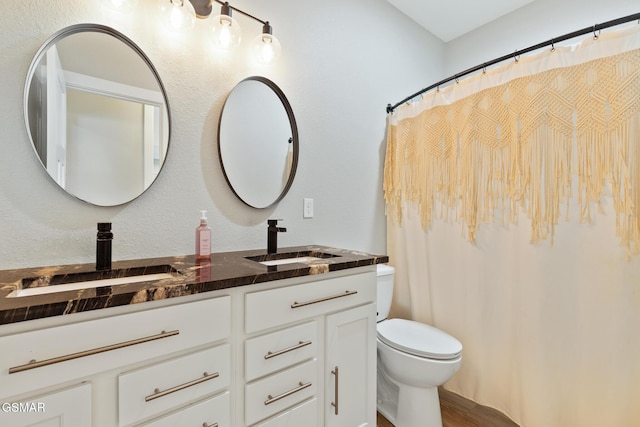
[0,0,442,269]
[445,0,639,76]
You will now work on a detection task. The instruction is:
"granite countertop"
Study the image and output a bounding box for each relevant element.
[0,245,388,325]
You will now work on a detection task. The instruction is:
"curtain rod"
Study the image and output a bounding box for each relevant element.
[386,12,640,114]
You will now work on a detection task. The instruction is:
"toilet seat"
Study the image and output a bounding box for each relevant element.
[377,319,462,360]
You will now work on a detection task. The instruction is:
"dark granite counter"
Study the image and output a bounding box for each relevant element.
[0,246,388,325]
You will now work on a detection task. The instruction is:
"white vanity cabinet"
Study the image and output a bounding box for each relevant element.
[244,268,377,426]
[0,295,231,427]
[0,264,378,427]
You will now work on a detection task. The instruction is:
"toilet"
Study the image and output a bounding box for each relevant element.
[376,264,462,427]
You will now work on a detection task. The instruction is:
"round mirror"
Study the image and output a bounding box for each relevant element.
[24,24,170,206]
[218,76,298,209]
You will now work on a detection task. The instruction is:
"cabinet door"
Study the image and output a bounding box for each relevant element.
[325,303,376,427]
[0,383,91,427]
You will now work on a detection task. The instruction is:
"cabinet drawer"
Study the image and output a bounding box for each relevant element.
[139,391,231,427]
[119,344,230,426]
[0,382,91,427]
[245,321,317,381]
[0,296,230,400]
[245,358,317,426]
[254,397,318,427]
[245,271,375,333]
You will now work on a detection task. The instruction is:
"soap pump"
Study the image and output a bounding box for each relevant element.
[196,210,212,260]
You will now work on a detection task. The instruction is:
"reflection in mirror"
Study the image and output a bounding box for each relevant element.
[218,77,298,209]
[24,24,170,206]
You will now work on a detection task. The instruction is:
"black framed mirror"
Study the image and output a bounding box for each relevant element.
[24,24,171,206]
[218,76,299,209]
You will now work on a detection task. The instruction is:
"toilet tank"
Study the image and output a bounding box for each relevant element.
[376,264,395,322]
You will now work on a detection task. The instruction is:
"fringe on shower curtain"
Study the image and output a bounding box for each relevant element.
[384,37,640,256]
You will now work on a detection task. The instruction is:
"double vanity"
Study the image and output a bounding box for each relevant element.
[0,246,387,427]
[7,16,384,427]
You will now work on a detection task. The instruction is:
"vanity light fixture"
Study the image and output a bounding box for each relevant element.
[189,0,282,63]
[108,0,281,63]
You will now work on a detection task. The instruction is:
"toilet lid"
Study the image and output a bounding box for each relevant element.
[377,319,462,360]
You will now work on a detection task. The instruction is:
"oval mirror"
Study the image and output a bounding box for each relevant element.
[24,24,170,206]
[218,76,298,209]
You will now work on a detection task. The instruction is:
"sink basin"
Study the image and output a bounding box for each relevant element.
[8,265,179,298]
[258,256,324,266]
[245,250,340,267]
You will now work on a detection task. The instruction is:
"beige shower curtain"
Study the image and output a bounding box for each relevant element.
[385,26,640,427]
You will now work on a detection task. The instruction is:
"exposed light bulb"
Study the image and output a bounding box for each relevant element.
[163,0,195,31]
[219,19,233,48]
[261,40,275,63]
[212,4,242,49]
[253,23,281,64]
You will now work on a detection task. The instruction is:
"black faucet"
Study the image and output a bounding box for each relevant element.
[96,222,113,271]
[267,219,286,254]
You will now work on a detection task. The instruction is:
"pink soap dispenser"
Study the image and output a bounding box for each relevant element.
[196,210,212,260]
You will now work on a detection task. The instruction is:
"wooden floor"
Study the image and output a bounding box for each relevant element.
[377,388,519,427]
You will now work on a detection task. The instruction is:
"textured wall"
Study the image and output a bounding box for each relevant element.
[444,0,639,75]
[0,0,442,269]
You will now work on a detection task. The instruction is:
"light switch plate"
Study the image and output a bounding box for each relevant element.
[303,198,314,218]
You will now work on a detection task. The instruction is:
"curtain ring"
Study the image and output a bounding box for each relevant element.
[514,50,520,63]
[593,24,599,39]
[482,64,487,74]
[551,39,555,52]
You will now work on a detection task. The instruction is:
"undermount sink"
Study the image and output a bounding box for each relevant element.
[8,265,179,298]
[245,250,341,267]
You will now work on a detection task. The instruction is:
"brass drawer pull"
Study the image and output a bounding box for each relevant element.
[202,423,218,427]
[331,366,339,415]
[264,381,312,406]
[264,340,312,360]
[291,290,358,309]
[146,371,220,402]
[9,330,180,374]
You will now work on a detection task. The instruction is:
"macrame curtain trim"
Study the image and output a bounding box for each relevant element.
[384,27,640,256]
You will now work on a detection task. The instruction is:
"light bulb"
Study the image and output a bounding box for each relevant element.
[252,23,281,64]
[212,5,242,49]
[163,0,195,31]
[219,20,232,48]
[253,33,281,64]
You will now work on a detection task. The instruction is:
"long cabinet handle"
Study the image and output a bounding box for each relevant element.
[264,340,312,360]
[291,290,358,309]
[331,366,339,415]
[146,371,220,402]
[264,381,312,406]
[202,423,218,427]
[9,330,180,374]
